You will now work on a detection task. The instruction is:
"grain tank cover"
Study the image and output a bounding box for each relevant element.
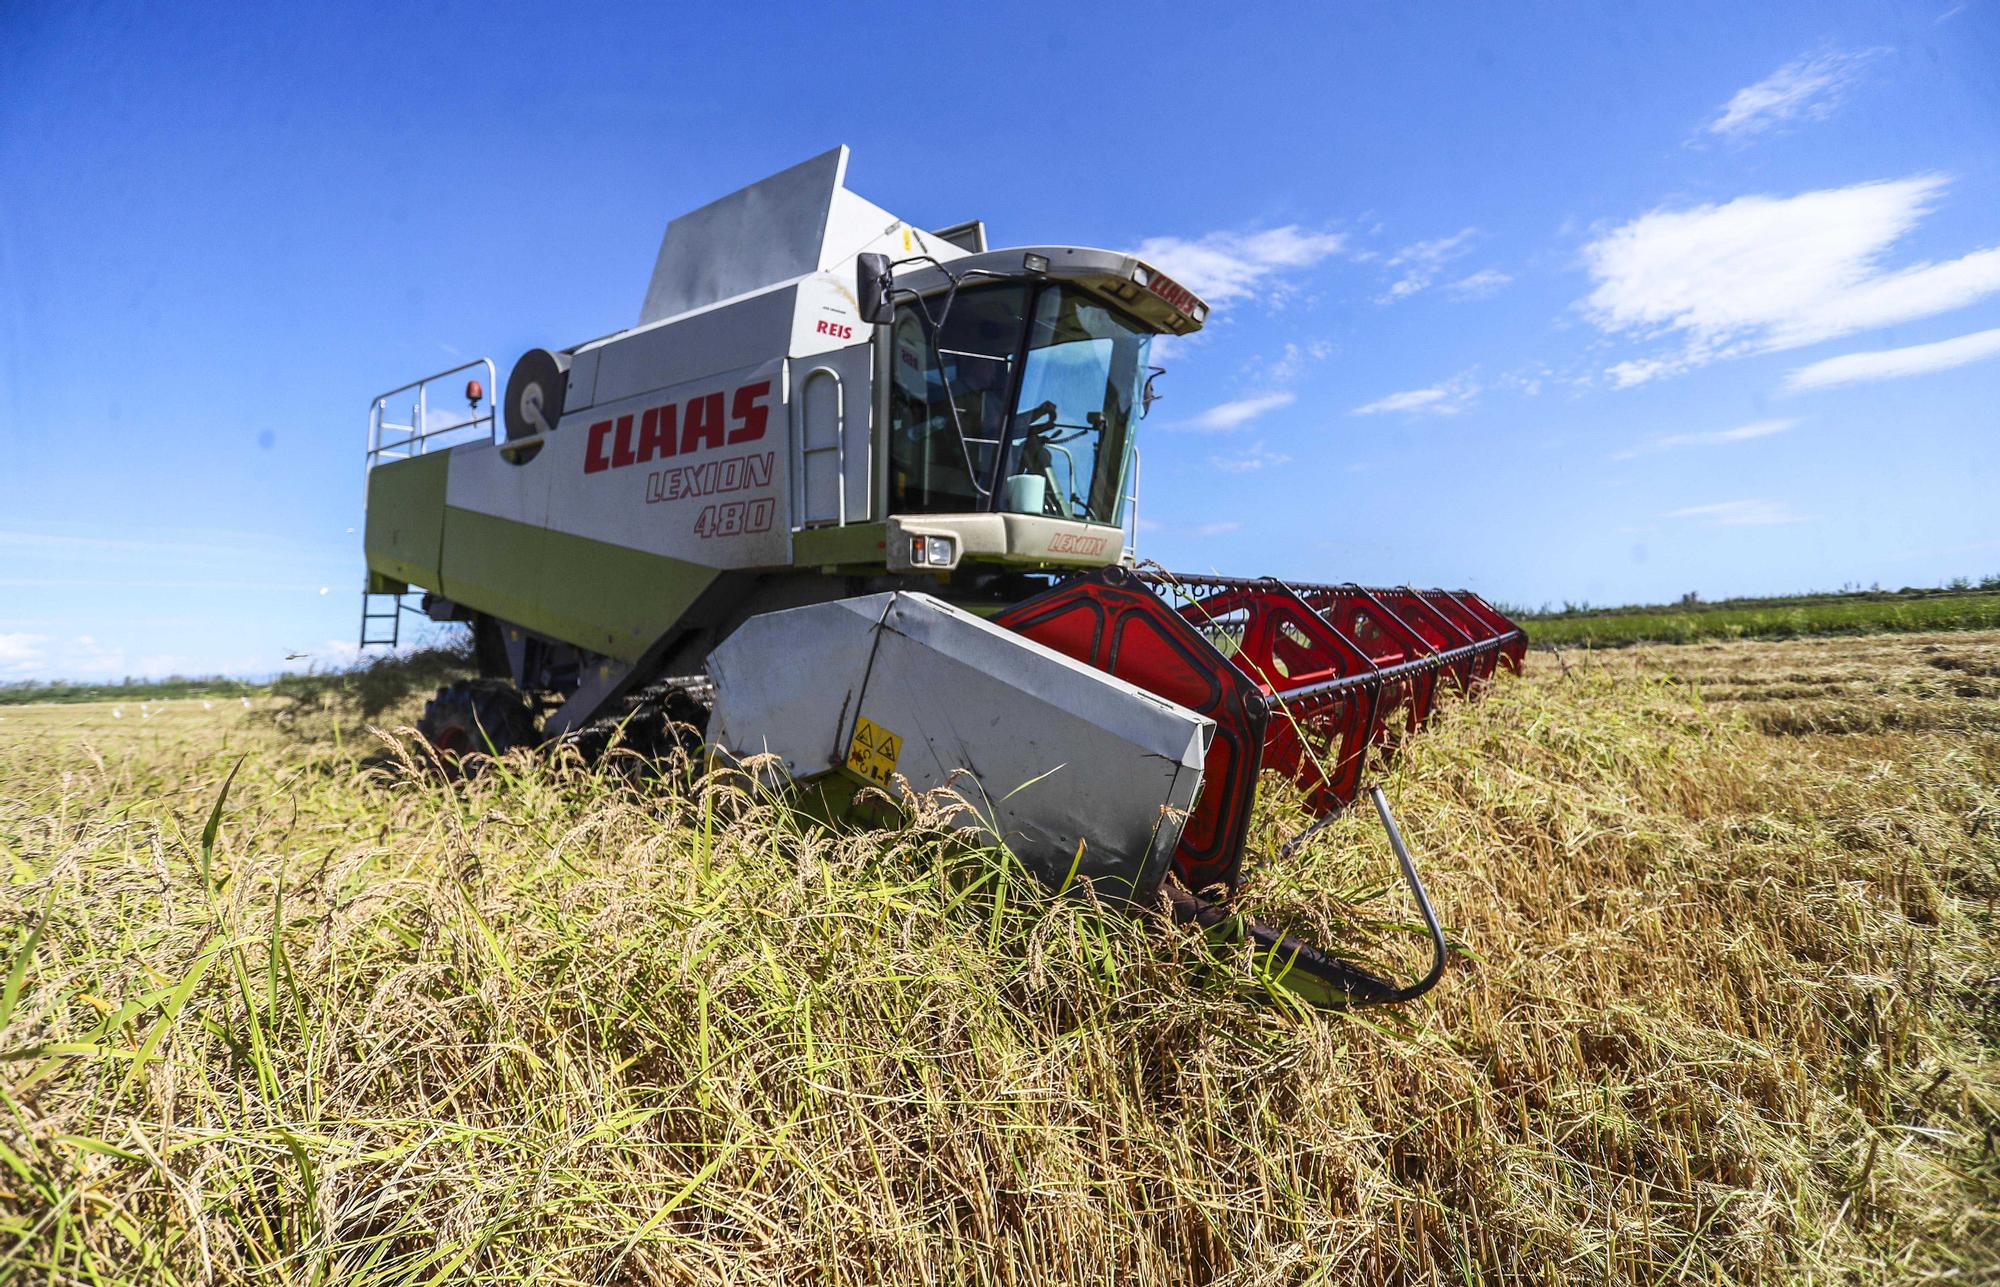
[706,591,1212,902]
[639,145,907,325]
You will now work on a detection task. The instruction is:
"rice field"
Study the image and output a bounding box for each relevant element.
[1,630,1996,1284]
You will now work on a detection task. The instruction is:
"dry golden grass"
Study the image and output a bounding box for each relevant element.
[2,631,1996,1284]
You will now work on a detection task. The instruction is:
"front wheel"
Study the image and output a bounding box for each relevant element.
[416,679,539,775]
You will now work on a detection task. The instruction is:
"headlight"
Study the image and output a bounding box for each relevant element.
[907,534,955,568]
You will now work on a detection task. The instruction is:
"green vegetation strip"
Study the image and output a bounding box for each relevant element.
[1528,589,2000,648]
[0,677,266,707]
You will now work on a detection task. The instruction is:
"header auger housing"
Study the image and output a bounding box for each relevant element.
[360,146,1525,1009]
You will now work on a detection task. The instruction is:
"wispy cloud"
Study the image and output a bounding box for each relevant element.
[1494,364,1552,397]
[1379,229,1477,301]
[0,632,48,679]
[1583,174,2000,385]
[1352,374,1479,417]
[1207,440,1293,474]
[1354,387,1453,415]
[1602,357,1681,389]
[1663,499,1804,527]
[1785,326,2000,390]
[1192,521,1242,538]
[1171,390,1297,432]
[1255,340,1335,384]
[310,638,363,665]
[0,530,245,557]
[0,633,140,682]
[1133,226,1346,308]
[1443,268,1513,299]
[1706,47,1885,138]
[1610,417,1797,460]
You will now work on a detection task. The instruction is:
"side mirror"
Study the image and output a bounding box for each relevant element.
[857,253,894,325]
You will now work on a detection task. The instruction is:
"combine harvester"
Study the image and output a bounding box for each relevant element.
[360,148,1525,1007]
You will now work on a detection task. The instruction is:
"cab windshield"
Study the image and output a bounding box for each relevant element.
[887,283,1151,524]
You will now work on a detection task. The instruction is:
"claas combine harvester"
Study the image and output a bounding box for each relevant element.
[360,148,1526,1008]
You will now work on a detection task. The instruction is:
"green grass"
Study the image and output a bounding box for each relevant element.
[0,643,472,712]
[0,676,266,707]
[0,644,473,730]
[1527,588,2000,648]
[1,633,1996,1282]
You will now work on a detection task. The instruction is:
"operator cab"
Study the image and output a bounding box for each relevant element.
[889,280,1148,525]
[862,246,1207,571]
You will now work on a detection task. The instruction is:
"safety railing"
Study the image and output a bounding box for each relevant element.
[1121,448,1142,564]
[366,358,499,470]
[796,366,848,526]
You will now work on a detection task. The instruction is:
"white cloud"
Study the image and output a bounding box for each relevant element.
[1380,229,1477,301]
[1,634,137,682]
[1582,175,2000,383]
[1257,340,1335,384]
[1192,521,1242,538]
[1444,268,1512,299]
[1133,226,1346,308]
[1352,374,1479,417]
[1355,388,1450,415]
[1494,364,1552,397]
[1706,47,1884,138]
[1663,499,1803,527]
[1785,325,2000,390]
[1611,418,1797,460]
[1207,441,1293,474]
[0,633,49,679]
[1605,357,1684,389]
[1171,390,1297,432]
[0,633,45,662]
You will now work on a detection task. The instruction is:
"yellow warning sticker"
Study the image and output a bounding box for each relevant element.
[845,714,903,787]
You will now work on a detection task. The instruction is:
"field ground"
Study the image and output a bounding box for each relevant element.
[1524,587,2000,648]
[2,631,1997,1283]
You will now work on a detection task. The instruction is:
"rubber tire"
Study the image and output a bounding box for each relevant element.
[416,679,539,775]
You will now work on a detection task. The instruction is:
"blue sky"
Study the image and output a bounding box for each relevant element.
[3,1,1996,681]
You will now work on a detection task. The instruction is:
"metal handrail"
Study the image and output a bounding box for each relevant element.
[1122,447,1142,563]
[798,366,848,526]
[367,357,499,469]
